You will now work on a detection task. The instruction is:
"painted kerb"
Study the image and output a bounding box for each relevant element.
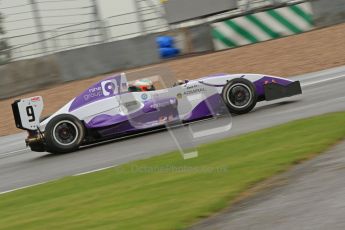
[211,2,314,51]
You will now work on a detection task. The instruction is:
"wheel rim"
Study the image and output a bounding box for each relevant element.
[52,120,79,146]
[227,83,252,109]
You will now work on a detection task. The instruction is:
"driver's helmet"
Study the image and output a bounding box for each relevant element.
[173,79,189,86]
[129,79,155,92]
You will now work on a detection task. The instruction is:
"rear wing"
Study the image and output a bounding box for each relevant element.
[11,96,44,131]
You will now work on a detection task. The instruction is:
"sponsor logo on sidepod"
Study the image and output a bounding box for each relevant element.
[141,93,148,100]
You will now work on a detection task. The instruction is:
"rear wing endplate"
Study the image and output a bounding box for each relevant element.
[11,96,44,131]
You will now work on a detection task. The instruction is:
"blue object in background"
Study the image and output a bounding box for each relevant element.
[156,36,174,48]
[156,36,180,58]
[159,47,180,58]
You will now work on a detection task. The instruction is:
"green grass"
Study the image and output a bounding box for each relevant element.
[1,112,345,230]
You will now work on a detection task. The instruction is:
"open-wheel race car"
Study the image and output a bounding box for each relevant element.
[12,72,302,154]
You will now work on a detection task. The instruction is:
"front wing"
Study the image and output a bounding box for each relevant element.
[264,81,302,101]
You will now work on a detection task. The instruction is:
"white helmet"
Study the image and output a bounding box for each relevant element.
[132,79,155,91]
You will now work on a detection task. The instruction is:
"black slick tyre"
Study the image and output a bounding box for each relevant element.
[44,114,85,154]
[222,78,257,114]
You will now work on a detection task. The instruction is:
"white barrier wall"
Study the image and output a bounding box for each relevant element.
[0,28,214,99]
[0,55,61,99]
[211,2,314,50]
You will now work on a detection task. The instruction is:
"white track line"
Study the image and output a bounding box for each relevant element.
[301,74,345,87]
[0,182,48,195]
[264,95,345,117]
[73,165,117,176]
[0,148,28,158]
[0,165,118,195]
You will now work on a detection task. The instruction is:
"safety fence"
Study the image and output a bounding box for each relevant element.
[0,0,306,62]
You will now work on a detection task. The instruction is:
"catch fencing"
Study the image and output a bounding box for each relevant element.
[0,0,306,63]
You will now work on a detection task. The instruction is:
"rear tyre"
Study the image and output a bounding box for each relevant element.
[222,78,257,115]
[44,114,85,154]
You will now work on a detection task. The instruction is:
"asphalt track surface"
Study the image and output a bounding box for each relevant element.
[190,139,345,230]
[1,65,345,194]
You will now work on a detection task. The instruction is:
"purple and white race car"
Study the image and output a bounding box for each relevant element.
[12,72,301,154]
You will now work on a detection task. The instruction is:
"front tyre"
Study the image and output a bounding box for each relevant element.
[222,78,257,115]
[45,114,85,154]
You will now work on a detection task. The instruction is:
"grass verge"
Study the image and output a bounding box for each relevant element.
[1,112,345,230]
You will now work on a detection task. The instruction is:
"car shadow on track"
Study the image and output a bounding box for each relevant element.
[34,127,170,160]
[252,100,299,113]
[34,100,300,160]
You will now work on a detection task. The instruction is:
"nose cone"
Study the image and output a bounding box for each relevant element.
[254,76,293,96]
